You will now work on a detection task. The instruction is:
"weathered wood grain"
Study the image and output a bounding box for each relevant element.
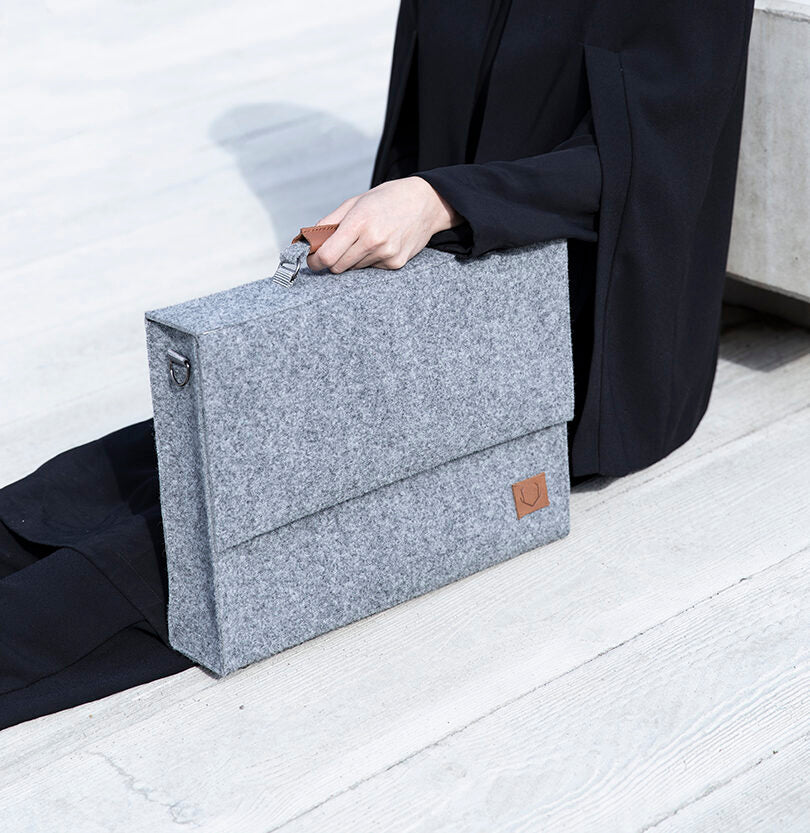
[650,732,810,833]
[277,547,810,833]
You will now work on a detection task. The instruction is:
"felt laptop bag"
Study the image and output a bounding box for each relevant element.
[145,225,574,676]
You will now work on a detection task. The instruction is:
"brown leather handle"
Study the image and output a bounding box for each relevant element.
[291,224,339,254]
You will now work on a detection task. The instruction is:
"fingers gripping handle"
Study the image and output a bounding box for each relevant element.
[272,224,339,287]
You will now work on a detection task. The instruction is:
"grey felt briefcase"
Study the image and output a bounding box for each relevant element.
[145,225,574,676]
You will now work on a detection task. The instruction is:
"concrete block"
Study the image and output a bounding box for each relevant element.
[727,0,810,302]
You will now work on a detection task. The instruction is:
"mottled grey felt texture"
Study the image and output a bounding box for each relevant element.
[216,422,570,674]
[145,240,573,675]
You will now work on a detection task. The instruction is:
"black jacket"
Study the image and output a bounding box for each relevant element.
[370,0,756,477]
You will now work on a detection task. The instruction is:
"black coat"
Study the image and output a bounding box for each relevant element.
[0,0,756,730]
[370,0,756,477]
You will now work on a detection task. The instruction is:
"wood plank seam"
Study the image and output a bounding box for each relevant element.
[269,544,810,833]
[639,727,810,832]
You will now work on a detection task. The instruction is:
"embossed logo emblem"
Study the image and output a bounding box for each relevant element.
[512,472,550,519]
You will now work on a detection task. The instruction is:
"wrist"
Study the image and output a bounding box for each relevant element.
[411,176,463,235]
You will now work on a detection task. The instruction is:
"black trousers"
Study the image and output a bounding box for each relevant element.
[0,421,194,731]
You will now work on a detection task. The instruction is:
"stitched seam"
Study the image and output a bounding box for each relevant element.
[594,49,632,471]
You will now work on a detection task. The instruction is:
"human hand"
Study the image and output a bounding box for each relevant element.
[306,177,462,273]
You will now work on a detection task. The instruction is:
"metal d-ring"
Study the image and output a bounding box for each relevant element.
[167,349,191,387]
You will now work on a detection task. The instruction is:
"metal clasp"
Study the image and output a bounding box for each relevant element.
[272,258,301,287]
[167,349,191,387]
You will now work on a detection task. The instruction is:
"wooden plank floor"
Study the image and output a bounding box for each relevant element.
[2,2,810,831]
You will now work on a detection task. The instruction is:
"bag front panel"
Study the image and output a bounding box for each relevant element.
[195,241,572,549]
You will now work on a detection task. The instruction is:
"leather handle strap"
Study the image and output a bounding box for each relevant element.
[272,223,340,287]
[291,223,339,254]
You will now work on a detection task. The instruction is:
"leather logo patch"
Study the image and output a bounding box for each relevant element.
[512,472,550,519]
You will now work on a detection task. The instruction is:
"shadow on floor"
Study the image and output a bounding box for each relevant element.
[571,475,617,493]
[719,303,810,373]
[209,102,379,246]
